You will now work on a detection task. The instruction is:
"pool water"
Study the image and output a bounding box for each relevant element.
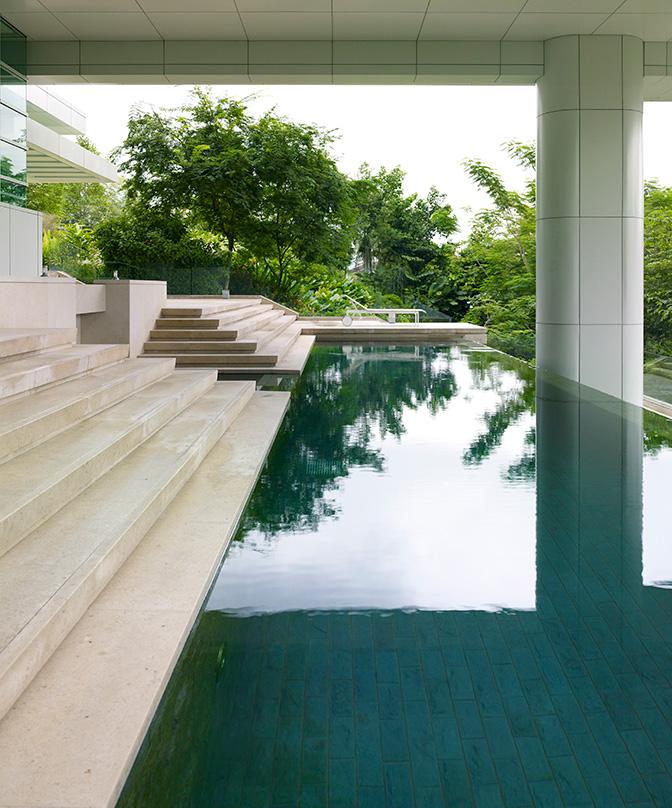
[119,345,672,808]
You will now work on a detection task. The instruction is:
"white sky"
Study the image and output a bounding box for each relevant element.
[55,83,672,234]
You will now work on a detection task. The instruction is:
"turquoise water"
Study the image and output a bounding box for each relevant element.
[119,345,672,807]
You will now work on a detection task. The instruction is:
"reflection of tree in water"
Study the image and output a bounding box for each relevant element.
[241,345,457,536]
[644,409,672,456]
[461,349,536,481]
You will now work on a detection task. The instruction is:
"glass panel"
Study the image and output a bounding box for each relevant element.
[0,104,26,147]
[0,19,27,76]
[0,140,26,182]
[0,68,26,113]
[0,178,27,206]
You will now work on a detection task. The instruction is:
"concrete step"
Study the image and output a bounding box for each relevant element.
[148,328,239,341]
[257,321,302,361]
[161,297,262,318]
[0,379,256,722]
[0,329,77,361]
[0,357,176,464]
[0,390,289,806]
[217,334,316,378]
[0,343,129,402]
[144,339,258,354]
[0,369,216,559]
[156,303,283,332]
[223,306,286,338]
[150,323,303,368]
[254,312,298,350]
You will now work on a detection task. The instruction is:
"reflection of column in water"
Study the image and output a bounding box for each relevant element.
[535,372,643,630]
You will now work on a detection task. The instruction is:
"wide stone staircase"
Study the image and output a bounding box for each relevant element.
[0,326,289,745]
[143,295,315,377]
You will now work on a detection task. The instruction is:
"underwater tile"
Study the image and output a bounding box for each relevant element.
[384,762,414,808]
[432,716,461,760]
[515,736,552,783]
[493,757,532,807]
[380,717,408,762]
[463,738,497,786]
[549,755,593,806]
[438,758,472,807]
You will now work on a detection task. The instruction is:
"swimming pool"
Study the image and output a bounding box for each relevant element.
[119,344,672,807]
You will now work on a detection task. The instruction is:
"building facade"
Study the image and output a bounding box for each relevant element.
[0,16,116,279]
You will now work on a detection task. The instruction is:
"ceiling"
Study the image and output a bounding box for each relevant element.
[3,1,672,42]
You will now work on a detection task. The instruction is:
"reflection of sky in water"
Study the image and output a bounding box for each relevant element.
[644,451,672,587]
[208,350,537,613]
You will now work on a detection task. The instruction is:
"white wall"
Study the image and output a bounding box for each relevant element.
[79,280,167,358]
[0,204,42,279]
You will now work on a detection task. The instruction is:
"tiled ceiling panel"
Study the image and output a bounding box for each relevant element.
[419,13,516,39]
[55,12,162,39]
[504,12,610,39]
[333,13,425,39]
[240,11,331,38]
[595,13,672,39]
[147,12,246,38]
[140,0,238,10]
[1,0,671,47]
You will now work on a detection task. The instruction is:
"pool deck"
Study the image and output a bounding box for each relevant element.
[298,317,487,344]
[0,390,289,808]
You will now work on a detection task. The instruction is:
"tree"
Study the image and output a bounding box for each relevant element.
[351,165,457,303]
[114,91,354,300]
[643,181,672,355]
[95,203,227,293]
[457,140,537,360]
[115,90,256,254]
[243,112,354,296]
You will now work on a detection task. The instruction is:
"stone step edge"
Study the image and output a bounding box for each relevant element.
[0,344,130,405]
[0,391,290,808]
[0,369,217,560]
[154,306,282,333]
[0,381,256,725]
[0,329,77,361]
[143,340,258,353]
[0,358,176,465]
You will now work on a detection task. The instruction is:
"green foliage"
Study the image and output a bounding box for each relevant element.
[456,141,537,361]
[95,204,225,271]
[115,91,255,253]
[350,164,457,305]
[244,112,353,295]
[296,269,374,316]
[42,223,103,281]
[26,136,120,281]
[114,90,353,299]
[644,181,672,355]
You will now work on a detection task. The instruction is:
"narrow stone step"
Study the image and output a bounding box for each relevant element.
[255,321,302,361]
[0,390,288,807]
[160,323,303,369]
[0,329,77,361]
[0,380,256,723]
[0,344,129,402]
[0,357,175,464]
[148,329,239,341]
[222,306,285,337]
[161,297,262,317]
[0,369,216,558]
[255,312,298,350]
[156,303,282,339]
[154,303,273,330]
[144,339,258,354]
[216,334,316,378]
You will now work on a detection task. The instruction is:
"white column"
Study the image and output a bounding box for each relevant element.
[536,35,644,404]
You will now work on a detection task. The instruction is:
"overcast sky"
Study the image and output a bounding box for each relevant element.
[56,83,672,234]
